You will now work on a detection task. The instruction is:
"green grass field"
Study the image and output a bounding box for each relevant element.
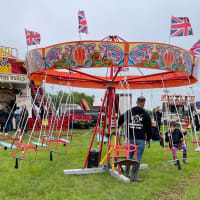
[0,128,200,200]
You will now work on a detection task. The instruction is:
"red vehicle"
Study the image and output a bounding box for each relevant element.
[65,109,92,128]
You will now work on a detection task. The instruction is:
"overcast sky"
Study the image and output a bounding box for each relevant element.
[1,0,200,109]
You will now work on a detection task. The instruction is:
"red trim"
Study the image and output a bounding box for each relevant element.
[165,146,185,161]
[28,40,193,54]
[164,146,185,152]
[13,142,38,161]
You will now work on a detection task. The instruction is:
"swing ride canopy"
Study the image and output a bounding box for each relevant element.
[26,39,199,89]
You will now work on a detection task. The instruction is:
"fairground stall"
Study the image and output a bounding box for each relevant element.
[0,46,30,117]
[161,93,195,120]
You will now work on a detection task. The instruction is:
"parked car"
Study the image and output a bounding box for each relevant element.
[65,109,92,128]
[84,109,99,125]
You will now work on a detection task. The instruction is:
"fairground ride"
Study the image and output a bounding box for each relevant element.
[161,93,195,121]
[26,35,200,182]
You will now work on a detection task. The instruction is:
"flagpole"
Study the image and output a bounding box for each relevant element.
[79,32,81,41]
[25,28,29,65]
[169,16,172,46]
[169,35,171,46]
[78,9,81,41]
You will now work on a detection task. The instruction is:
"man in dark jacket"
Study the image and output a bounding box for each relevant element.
[118,96,152,182]
[154,106,162,131]
[165,121,188,164]
[5,106,12,132]
[193,111,200,132]
[19,106,29,134]
[151,120,164,147]
[0,105,6,132]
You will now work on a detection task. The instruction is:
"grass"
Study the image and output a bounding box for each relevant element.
[0,128,200,200]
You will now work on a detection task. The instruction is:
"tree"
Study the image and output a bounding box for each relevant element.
[49,90,94,109]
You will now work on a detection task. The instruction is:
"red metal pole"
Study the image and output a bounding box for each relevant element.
[106,87,114,165]
[98,89,110,163]
[115,93,121,117]
[112,88,121,173]
[83,89,108,168]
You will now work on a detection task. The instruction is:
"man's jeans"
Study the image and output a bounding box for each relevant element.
[129,139,145,163]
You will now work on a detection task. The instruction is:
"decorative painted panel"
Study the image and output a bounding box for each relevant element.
[26,41,194,75]
[44,41,125,69]
[26,49,43,73]
[128,43,193,74]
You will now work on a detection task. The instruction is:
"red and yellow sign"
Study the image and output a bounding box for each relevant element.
[0,46,17,58]
[0,46,25,74]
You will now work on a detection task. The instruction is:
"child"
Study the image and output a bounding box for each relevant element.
[165,121,188,164]
[151,120,164,147]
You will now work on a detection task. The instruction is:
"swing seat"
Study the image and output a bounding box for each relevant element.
[31,141,47,147]
[192,138,200,143]
[48,149,66,155]
[195,147,200,152]
[44,136,55,140]
[15,156,35,162]
[167,158,185,162]
[96,134,108,143]
[59,138,71,143]
[47,138,69,154]
[192,138,200,150]
[34,133,54,140]
[13,142,39,161]
[113,159,138,166]
[165,146,185,152]
[152,140,160,142]
[0,141,16,149]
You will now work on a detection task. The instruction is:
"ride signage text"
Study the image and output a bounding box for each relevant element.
[0,46,17,58]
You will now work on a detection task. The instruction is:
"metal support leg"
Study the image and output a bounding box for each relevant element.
[50,151,53,161]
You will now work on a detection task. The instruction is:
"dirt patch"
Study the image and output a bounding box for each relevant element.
[150,174,200,200]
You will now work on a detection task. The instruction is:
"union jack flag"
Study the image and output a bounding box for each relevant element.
[170,16,193,37]
[25,29,41,46]
[190,39,200,55]
[78,10,88,34]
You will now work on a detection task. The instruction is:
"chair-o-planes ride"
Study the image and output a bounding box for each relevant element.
[0,81,73,168]
[161,90,200,163]
[1,35,199,181]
